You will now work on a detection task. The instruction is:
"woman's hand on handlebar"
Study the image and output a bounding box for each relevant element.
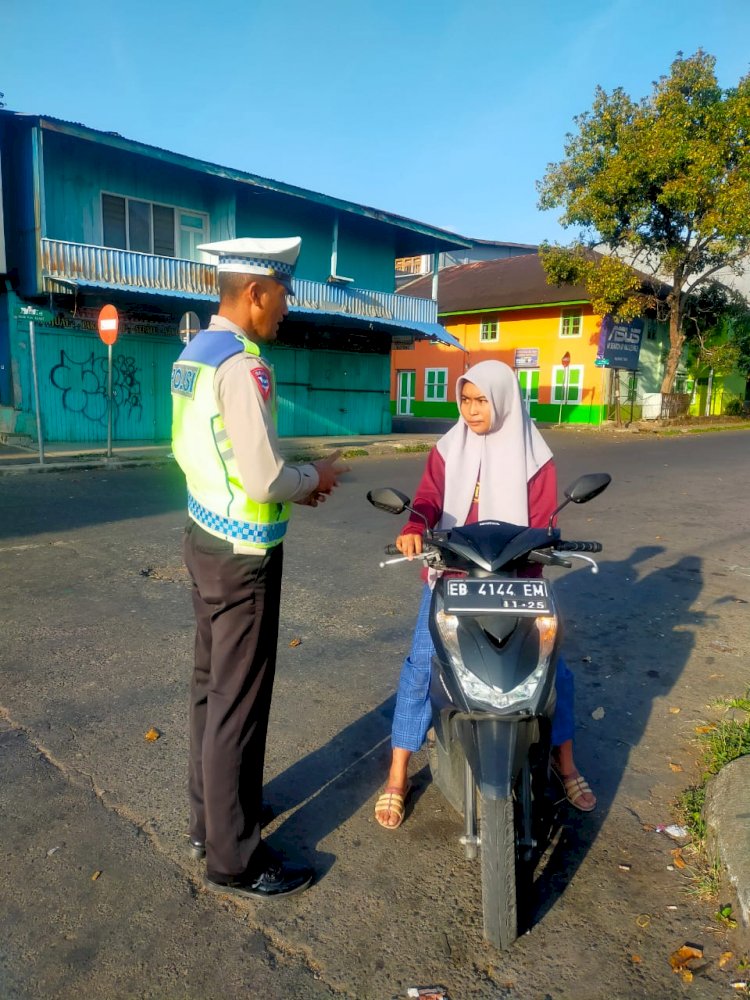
[396,533,423,559]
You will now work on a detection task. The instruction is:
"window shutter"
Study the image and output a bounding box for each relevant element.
[153,205,175,256]
[552,368,565,403]
[128,200,152,253]
[102,195,127,249]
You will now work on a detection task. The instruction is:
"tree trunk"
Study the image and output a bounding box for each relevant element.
[660,285,685,394]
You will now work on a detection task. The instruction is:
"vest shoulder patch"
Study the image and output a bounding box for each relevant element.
[171,362,200,398]
[250,366,271,401]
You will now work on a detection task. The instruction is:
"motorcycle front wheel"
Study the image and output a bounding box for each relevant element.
[479,793,518,950]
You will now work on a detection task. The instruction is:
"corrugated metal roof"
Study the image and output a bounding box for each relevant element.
[0,110,471,257]
[43,277,463,347]
[289,304,464,349]
[398,253,590,312]
[398,251,671,314]
[463,237,538,250]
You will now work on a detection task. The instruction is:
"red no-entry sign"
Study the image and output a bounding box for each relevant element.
[561,351,571,368]
[98,304,120,346]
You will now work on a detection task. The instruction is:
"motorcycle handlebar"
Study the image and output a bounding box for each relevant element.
[383,544,401,555]
[556,540,603,553]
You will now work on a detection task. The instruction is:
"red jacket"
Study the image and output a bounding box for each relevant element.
[402,448,558,578]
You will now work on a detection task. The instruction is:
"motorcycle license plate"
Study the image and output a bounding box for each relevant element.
[443,577,551,616]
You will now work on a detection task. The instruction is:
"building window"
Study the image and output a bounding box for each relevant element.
[395,255,428,275]
[102,194,208,259]
[425,368,448,402]
[179,212,209,260]
[517,369,539,413]
[551,365,584,404]
[645,318,657,341]
[480,321,499,343]
[397,370,416,416]
[559,309,583,338]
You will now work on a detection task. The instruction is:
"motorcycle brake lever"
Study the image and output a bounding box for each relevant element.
[564,553,599,574]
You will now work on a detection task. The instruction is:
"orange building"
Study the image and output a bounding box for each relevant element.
[391,254,609,425]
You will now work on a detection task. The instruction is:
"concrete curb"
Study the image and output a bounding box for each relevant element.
[704,754,750,927]
[0,438,440,475]
[0,457,176,475]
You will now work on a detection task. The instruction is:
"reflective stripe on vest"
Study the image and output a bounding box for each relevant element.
[187,493,287,545]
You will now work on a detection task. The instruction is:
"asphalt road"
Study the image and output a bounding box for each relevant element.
[1,429,749,999]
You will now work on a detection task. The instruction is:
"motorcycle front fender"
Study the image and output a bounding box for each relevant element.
[452,714,540,800]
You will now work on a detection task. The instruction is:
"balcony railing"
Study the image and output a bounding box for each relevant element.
[41,238,438,326]
[290,277,436,324]
[42,238,218,298]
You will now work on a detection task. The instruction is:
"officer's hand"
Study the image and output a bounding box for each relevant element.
[396,533,423,559]
[313,450,350,494]
[297,491,327,507]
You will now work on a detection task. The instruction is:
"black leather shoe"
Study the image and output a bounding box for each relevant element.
[204,848,313,900]
[187,803,276,860]
[187,836,206,860]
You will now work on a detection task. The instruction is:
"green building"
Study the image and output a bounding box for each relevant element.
[0,111,467,443]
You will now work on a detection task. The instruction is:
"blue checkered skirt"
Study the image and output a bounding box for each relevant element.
[391,584,575,751]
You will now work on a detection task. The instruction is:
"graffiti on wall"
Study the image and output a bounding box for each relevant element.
[50,351,143,424]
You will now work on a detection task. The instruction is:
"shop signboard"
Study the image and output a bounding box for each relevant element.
[14,303,53,324]
[514,348,539,368]
[597,315,644,370]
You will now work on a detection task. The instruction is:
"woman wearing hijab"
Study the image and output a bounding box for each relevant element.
[375,361,596,829]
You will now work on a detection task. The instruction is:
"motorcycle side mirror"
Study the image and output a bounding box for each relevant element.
[367,487,411,515]
[565,473,612,504]
[547,473,611,534]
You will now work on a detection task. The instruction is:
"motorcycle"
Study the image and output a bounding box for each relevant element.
[367,472,611,950]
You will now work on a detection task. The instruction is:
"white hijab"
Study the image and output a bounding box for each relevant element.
[436,361,553,529]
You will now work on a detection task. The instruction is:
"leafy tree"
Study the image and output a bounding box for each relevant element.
[537,51,750,393]
[689,326,740,382]
[694,306,750,378]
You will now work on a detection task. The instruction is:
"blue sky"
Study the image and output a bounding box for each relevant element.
[2,0,749,245]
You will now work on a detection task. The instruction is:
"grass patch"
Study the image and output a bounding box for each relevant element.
[394,443,432,454]
[341,448,369,458]
[679,785,707,842]
[720,692,750,713]
[677,697,750,898]
[660,423,750,436]
[701,718,750,773]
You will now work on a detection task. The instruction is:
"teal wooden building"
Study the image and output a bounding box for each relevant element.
[0,111,467,443]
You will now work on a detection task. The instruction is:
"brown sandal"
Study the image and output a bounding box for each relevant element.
[374,784,411,829]
[552,769,596,812]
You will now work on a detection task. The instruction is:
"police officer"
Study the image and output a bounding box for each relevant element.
[171,237,347,899]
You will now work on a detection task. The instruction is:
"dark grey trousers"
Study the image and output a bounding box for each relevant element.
[183,520,283,879]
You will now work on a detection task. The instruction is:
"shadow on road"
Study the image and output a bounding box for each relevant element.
[264,695,402,876]
[530,544,706,923]
[0,464,186,540]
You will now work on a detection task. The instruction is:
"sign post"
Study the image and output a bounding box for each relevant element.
[13,306,49,465]
[179,311,201,345]
[97,305,119,459]
[28,321,45,465]
[558,351,571,425]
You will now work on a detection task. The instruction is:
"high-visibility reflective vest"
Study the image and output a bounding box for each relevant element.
[171,329,290,549]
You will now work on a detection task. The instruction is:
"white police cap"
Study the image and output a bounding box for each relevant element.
[198,236,301,292]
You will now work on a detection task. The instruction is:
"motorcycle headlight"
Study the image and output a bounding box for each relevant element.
[435,609,558,712]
